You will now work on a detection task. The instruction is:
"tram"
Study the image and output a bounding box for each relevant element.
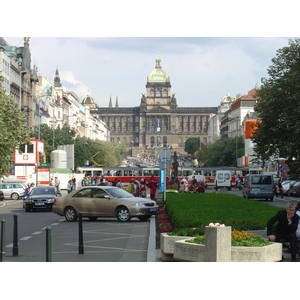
[76,166,262,186]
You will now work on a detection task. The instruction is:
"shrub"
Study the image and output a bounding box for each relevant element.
[165,193,280,236]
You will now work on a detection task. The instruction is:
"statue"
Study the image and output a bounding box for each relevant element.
[24,37,30,43]
[172,151,179,180]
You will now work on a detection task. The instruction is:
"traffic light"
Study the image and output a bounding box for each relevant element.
[39,152,46,163]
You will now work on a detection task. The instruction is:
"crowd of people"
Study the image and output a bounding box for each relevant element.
[178,176,206,193]
[80,174,158,200]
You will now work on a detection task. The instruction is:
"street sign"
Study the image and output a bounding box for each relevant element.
[38,163,50,167]
[158,147,172,170]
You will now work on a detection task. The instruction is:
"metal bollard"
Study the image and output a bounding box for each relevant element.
[46,226,52,262]
[78,212,84,254]
[0,220,6,262]
[13,214,18,256]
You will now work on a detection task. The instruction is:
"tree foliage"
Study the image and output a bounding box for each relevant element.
[184,137,201,156]
[194,137,244,167]
[253,38,300,172]
[0,78,30,177]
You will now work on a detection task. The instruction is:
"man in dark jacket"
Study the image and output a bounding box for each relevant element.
[267,203,300,262]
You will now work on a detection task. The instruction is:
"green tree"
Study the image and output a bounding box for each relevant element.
[204,137,244,167]
[253,38,300,172]
[184,137,201,156]
[30,123,75,162]
[0,78,30,177]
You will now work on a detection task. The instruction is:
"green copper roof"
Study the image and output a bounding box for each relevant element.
[148,56,170,83]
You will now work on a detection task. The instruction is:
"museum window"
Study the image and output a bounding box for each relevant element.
[150,89,154,97]
[156,89,161,97]
[163,89,168,97]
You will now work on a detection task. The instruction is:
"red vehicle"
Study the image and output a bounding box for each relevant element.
[76,166,194,186]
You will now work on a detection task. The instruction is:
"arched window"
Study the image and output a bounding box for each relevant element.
[163,89,168,97]
[150,89,154,97]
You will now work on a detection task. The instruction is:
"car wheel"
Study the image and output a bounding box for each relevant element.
[25,206,31,212]
[269,197,274,201]
[11,193,19,200]
[88,217,98,221]
[138,216,151,221]
[117,207,131,222]
[64,207,78,222]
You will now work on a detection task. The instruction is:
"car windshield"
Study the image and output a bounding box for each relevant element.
[251,176,272,184]
[106,188,135,198]
[32,188,55,196]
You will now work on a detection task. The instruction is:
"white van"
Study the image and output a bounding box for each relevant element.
[214,170,232,190]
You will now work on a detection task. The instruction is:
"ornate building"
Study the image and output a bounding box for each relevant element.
[85,56,218,155]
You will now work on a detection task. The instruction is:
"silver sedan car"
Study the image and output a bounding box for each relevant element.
[52,186,159,222]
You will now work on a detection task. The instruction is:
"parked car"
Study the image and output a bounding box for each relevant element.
[24,186,60,212]
[242,174,274,201]
[287,180,300,196]
[0,191,4,201]
[0,182,27,200]
[281,180,294,196]
[291,181,300,197]
[52,186,159,222]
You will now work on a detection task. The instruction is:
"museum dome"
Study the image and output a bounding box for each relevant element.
[81,93,97,108]
[148,56,170,83]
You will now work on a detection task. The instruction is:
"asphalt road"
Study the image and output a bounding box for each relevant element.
[0,197,152,262]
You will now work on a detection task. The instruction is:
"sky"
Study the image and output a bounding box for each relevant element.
[3,1,299,110]
[3,36,294,108]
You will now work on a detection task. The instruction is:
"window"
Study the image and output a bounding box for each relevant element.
[251,176,272,184]
[74,188,93,197]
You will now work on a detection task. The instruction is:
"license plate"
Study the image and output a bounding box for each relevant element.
[252,188,260,191]
[35,202,45,206]
[150,208,158,212]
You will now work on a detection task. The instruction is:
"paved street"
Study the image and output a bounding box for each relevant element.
[0,197,155,262]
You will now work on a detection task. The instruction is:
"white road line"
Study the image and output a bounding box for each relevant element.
[50,223,59,226]
[20,236,32,240]
[32,231,43,235]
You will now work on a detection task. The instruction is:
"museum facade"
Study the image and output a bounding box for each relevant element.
[83,56,217,155]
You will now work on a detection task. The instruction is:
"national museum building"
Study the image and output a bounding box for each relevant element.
[82,56,217,155]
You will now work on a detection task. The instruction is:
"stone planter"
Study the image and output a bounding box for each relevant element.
[173,239,205,262]
[160,233,193,262]
[231,242,282,262]
[161,227,283,262]
[173,239,282,262]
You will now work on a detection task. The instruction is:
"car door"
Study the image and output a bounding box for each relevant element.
[71,188,94,214]
[90,188,115,216]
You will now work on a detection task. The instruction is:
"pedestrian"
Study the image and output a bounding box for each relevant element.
[54,177,60,193]
[49,178,54,186]
[140,180,147,197]
[72,177,76,190]
[98,178,107,186]
[277,179,284,199]
[116,179,124,189]
[147,175,158,200]
[267,203,300,262]
[67,180,73,194]
[130,179,136,195]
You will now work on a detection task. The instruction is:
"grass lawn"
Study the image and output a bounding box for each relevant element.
[164,193,281,236]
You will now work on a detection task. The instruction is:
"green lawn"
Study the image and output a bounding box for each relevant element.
[164,193,281,236]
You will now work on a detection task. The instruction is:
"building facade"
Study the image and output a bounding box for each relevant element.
[85,56,217,155]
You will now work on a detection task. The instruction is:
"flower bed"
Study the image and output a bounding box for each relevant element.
[161,226,283,262]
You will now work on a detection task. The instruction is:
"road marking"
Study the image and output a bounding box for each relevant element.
[20,236,32,240]
[50,223,59,226]
[32,231,43,235]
